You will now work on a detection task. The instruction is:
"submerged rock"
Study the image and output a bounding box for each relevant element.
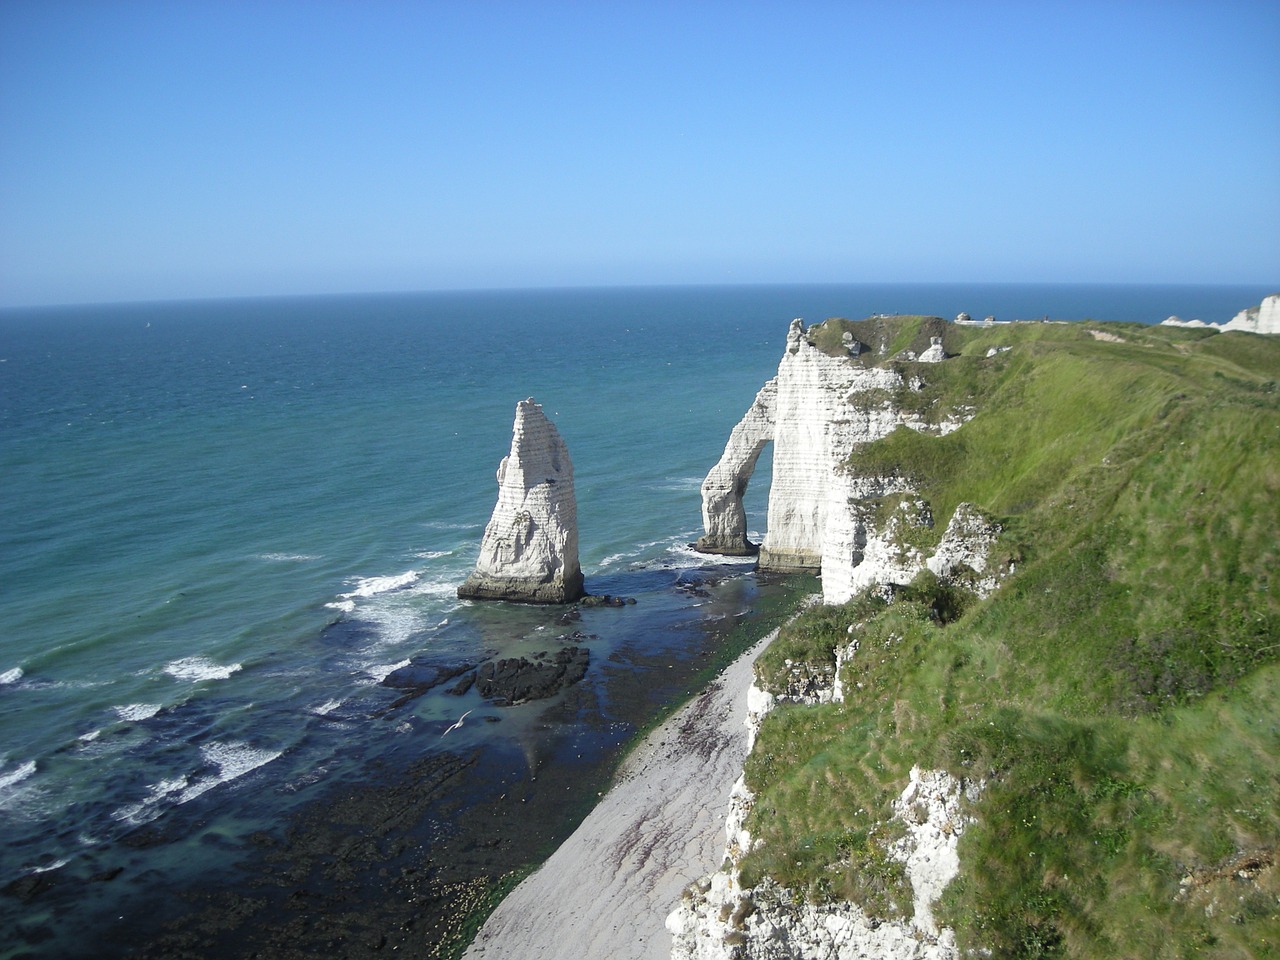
[474,647,590,706]
[459,398,585,604]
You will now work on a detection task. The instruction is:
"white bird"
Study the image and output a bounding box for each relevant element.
[441,709,473,738]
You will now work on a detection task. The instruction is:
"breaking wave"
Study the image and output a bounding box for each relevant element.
[0,760,37,793]
[163,657,243,682]
[112,741,282,826]
[114,703,164,722]
[326,570,421,614]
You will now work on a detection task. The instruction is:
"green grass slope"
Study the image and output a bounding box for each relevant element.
[742,318,1280,958]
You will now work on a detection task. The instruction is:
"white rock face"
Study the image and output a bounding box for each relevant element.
[699,319,961,599]
[1224,293,1280,335]
[1162,294,1280,335]
[757,320,903,573]
[926,503,1004,597]
[697,379,777,555]
[699,320,1012,608]
[918,337,947,363]
[668,668,978,960]
[458,398,584,603]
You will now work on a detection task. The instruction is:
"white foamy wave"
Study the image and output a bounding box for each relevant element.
[258,552,322,563]
[112,775,189,826]
[650,475,706,492]
[113,742,282,826]
[32,858,68,874]
[177,741,283,805]
[0,760,37,792]
[0,666,23,685]
[407,575,465,601]
[325,599,357,614]
[311,699,343,716]
[412,550,454,561]
[114,703,163,722]
[364,658,410,684]
[338,570,420,600]
[78,729,101,743]
[163,657,242,682]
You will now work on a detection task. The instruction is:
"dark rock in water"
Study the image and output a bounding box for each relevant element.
[675,580,712,599]
[381,662,477,712]
[474,647,589,706]
[3,872,55,903]
[578,594,636,608]
[445,672,476,696]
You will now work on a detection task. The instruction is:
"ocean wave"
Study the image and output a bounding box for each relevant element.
[258,552,322,563]
[112,775,189,826]
[78,729,102,743]
[326,568,463,645]
[112,741,282,826]
[114,702,163,722]
[0,666,23,685]
[363,658,410,684]
[310,699,343,716]
[649,475,706,492]
[412,549,454,560]
[0,760,37,793]
[339,570,420,600]
[177,741,283,805]
[163,656,243,682]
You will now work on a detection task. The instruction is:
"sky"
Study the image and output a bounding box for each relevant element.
[1,0,1277,307]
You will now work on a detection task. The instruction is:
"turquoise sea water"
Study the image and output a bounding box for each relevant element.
[0,283,1269,956]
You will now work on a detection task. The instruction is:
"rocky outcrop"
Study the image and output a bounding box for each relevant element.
[1161,294,1280,335]
[696,379,776,555]
[1224,294,1280,335]
[667,655,980,960]
[699,319,976,603]
[473,646,590,705]
[757,320,905,573]
[926,503,1005,597]
[459,398,585,603]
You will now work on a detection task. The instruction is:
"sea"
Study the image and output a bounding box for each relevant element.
[0,282,1269,958]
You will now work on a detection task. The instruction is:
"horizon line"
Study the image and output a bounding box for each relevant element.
[3,278,1277,314]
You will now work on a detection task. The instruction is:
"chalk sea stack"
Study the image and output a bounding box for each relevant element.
[458,398,585,604]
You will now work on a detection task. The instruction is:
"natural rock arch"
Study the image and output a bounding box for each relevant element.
[694,379,776,556]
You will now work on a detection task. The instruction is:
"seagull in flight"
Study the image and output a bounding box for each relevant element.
[441,709,473,738]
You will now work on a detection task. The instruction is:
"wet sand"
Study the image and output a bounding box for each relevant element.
[463,627,776,960]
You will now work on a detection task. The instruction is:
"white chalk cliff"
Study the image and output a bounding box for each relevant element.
[458,398,584,604]
[698,319,989,605]
[1161,293,1280,335]
[668,643,980,960]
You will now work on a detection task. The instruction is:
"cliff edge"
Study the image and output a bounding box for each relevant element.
[677,314,1280,958]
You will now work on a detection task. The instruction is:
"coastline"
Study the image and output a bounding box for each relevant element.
[461,625,780,960]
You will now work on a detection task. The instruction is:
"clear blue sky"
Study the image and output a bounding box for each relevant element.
[1,0,1277,307]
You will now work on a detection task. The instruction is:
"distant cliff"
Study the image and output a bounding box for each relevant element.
[679,314,1280,959]
[1161,292,1280,335]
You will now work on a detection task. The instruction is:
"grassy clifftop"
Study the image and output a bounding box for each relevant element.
[743,318,1279,958]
